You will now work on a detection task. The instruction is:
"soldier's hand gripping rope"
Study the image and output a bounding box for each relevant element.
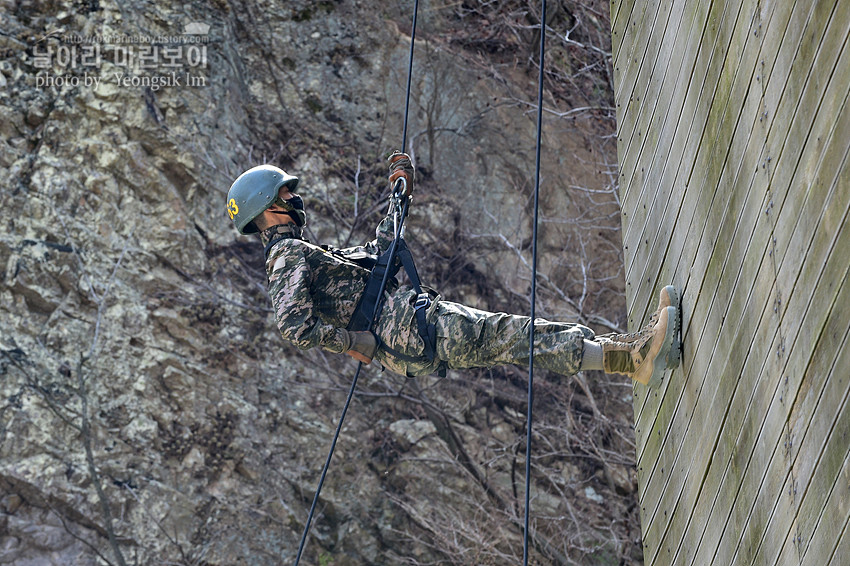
[388,150,414,197]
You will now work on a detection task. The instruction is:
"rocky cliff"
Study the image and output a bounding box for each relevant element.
[0,0,640,564]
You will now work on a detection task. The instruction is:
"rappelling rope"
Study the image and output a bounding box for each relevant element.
[401,0,419,152]
[523,1,546,564]
[292,1,420,564]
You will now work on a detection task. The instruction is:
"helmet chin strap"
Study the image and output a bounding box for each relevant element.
[270,194,307,226]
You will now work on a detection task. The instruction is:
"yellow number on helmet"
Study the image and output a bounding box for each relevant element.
[227,198,239,220]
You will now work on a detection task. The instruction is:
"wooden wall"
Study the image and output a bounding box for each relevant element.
[610,0,850,563]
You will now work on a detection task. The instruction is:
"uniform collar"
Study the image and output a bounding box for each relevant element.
[259,223,303,248]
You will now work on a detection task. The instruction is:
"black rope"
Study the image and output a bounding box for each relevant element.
[292,1,419,563]
[523,1,546,564]
[401,0,420,152]
[293,362,363,566]
[293,201,408,566]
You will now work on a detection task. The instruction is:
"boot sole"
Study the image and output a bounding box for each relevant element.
[662,286,681,370]
[667,306,682,372]
[660,285,680,317]
[635,306,677,388]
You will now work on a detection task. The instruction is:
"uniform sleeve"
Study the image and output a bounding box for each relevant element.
[334,203,398,259]
[266,245,350,353]
[372,204,397,254]
[358,204,395,255]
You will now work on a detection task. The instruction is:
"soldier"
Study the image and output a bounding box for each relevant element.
[226,152,681,387]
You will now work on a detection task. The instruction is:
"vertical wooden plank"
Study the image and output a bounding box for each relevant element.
[800,450,850,565]
[770,279,850,565]
[612,0,649,97]
[612,0,850,562]
[610,0,637,54]
[629,0,752,434]
[616,0,689,210]
[613,0,662,107]
[628,0,780,504]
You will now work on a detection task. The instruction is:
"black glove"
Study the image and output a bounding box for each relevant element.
[388,151,414,196]
[345,330,377,364]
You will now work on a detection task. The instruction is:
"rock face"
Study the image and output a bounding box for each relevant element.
[1,0,640,564]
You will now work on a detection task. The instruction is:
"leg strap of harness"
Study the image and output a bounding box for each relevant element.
[396,242,437,362]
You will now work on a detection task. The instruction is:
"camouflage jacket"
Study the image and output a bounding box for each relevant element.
[260,209,397,355]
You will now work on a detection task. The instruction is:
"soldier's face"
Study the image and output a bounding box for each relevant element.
[264,187,305,226]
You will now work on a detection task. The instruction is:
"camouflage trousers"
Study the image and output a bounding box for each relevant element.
[373,288,595,377]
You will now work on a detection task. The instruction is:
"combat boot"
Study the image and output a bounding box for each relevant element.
[644,285,679,329]
[601,306,679,388]
[598,285,680,370]
[600,285,679,342]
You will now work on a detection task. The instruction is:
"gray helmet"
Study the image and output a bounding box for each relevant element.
[226,165,300,234]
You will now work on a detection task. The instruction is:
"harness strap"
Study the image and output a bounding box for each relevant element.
[320,245,379,270]
[395,241,437,362]
[347,243,401,333]
[348,237,439,368]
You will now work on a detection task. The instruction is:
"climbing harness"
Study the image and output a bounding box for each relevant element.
[292,2,421,565]
[368,237,440,370]
[347,184,439,368]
